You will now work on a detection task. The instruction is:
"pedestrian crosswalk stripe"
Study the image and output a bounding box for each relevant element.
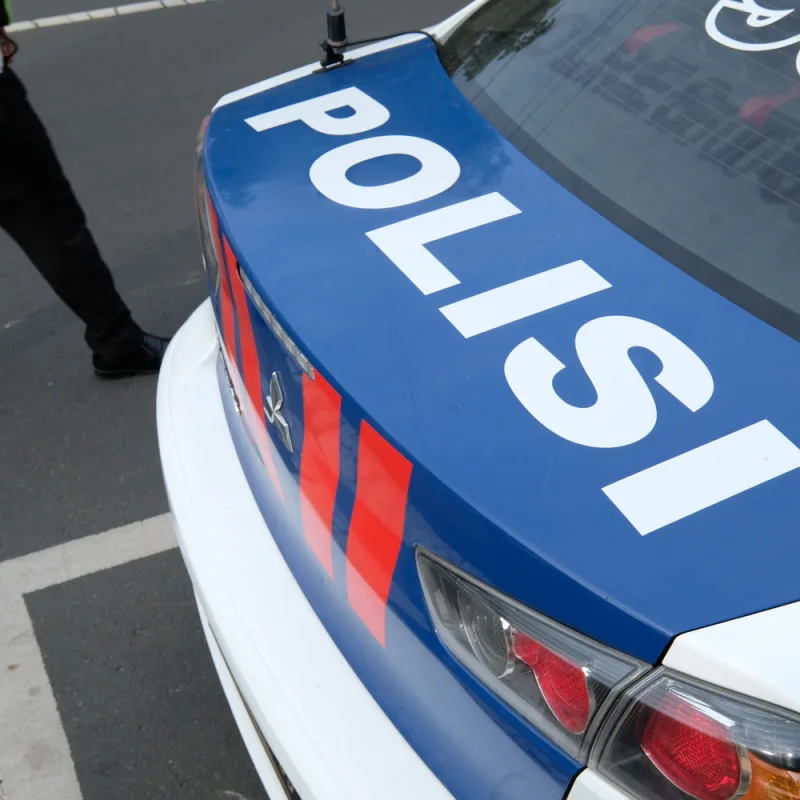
[0,515,176,800]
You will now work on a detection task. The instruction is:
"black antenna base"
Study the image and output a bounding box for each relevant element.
[319,40,345,69]
[319,0,349,69]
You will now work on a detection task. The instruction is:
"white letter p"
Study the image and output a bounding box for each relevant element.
[245,87,390,136]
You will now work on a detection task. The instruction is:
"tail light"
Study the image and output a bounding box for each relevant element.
[640,691,741,800]
[418,549,800,795]
[416,549,648,759]
[592,669,800,800]
[512,632,591,734]
[194,114,220,292]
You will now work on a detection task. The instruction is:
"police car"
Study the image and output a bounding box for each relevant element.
[156,0,800,798]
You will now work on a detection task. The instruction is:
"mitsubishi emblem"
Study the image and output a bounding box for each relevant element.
[264,371,293,453]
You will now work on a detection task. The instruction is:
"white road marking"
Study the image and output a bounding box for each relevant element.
[0,514,177,800]
[88,8,118,19]
[5,0,209,32]
[117,1,165,15]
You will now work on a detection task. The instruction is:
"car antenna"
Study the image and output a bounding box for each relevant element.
[319,0,349,69]
[317,0,439,72]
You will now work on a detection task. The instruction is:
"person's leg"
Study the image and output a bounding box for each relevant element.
[0,68,168,373]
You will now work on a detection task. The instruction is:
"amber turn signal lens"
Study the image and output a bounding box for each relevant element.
[743,755,800,800]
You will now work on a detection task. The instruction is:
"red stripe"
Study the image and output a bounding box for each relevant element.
[346,423,413,646]
[222,235,284,499]
[208,199,235,356]
[299,373,342,577]
[224,237,262,420]
[216,234,247,402]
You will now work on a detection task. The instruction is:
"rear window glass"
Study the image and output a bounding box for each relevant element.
[441,0,800,337]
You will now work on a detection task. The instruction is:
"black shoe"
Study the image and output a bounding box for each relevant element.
[92,333,171,379]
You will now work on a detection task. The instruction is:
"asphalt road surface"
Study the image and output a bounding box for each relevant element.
[0,0,463,797]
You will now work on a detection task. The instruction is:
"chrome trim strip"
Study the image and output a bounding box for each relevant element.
[239,269,315,380]
[213,323,242,415]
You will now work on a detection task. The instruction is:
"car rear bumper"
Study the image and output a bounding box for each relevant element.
[156,300,454,800]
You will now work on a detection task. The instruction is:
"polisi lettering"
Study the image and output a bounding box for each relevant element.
[246,85,800,534]
[245,87,390,135]
[367,193,521,295]
[505,316,714,449]
[310,135,461,210]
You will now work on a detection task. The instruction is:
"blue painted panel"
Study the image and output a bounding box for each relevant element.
[203,35,800,800]
[216,359,579,800]
[206,39,800,654]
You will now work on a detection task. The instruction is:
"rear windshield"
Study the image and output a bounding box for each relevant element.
[440,0,800,338]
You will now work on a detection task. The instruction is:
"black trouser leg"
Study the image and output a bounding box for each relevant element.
[0,68,140,357]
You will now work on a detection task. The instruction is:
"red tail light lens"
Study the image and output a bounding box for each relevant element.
[641,692,741,800]
[513,632,590,734]
[416,549,647,760]
[593,670,800,800]
[418,549,800,797]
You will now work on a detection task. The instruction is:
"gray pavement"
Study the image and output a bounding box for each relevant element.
[27,550,266,800]
[0,0,463,796]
